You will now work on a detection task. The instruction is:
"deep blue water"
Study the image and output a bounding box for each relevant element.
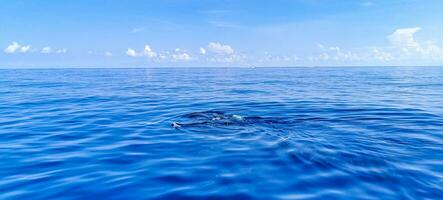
[1,67,443,199]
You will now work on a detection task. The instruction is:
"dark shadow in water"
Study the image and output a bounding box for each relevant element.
[171,110,294,128]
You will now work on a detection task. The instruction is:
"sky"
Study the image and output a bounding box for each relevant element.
[1,0,443,68]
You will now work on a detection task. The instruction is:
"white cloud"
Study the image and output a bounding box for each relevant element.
[199,47,206,55]
[126,48,138,57]
[372,49,393,61]
[388,27,421,49]
[4,42,69,55]
[4,42,22,54]
[172,52,192,61]
[422,41,443,59]
[105,51,113,57]
[316,43,326,51]
[170,48,192,61]
[56,48,67,54]
[41,46,52,54]
[20,45,31,53]
[311,44,365,62]
[126,45,158,59]
[158,53,168,60]
[309,28,442,63]
[305,28,443,64]
[143,45,157,58]
[388,27,443,59]
[129,46,196,62]
[204,42,250,63]
[208,42,234,54]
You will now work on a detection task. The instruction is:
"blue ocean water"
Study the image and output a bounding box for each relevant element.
[0,67,443,199]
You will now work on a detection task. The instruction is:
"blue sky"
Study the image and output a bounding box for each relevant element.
[1,0,443,67]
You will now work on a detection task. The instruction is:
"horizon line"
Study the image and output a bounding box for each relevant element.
[1,65,443,70]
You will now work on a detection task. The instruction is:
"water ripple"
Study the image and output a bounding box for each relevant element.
[1,67,443,199]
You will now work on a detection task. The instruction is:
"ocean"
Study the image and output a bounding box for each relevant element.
[1,67,442,199]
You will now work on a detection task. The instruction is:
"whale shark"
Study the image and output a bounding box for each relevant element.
[171,111,286,128]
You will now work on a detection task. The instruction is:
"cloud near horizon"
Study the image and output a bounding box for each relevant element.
[388,27,443,60]
[3,42,68,55]
[126,45,157,58]
[307,27,443,63]
[4,42,31,54]
[125,42,239,63]
[3,28,443,66]
[126,45,192,62]
[41,46,52,54]
[207,42,234,55]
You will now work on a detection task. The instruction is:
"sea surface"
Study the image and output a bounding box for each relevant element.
[1,67,443,200]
